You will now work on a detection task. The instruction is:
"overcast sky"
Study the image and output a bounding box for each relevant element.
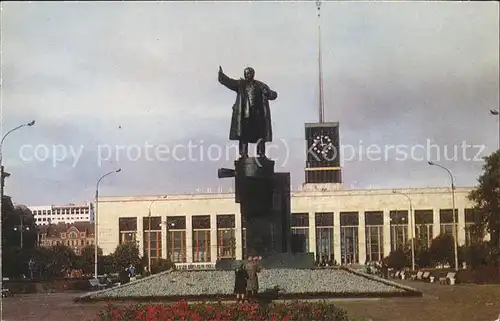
[1,1,499,206]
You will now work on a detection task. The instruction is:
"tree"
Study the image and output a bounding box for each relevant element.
[151,258,175,274]
[463,242,489,269]
[80,245,103,275]
[101,255,115,274]
[429,234,455,266]
[385,249,409,269]
[1,198,38,278]
[31,247,52,279]
[404,238,432,268]
[468,150,500,247]
[46,244,77,277]
[112,243,141,272]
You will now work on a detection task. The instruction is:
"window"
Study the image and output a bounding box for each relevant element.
[365,211,384,262]
[415,210,433,248]
[217,215,236,259]
[340,212,359,264]
[465,209,484,246]
[119,217,137,245]
[166,216,186,263]
[291,213,309,253]
[143,216,162,264]
[389,210,408,251]
[192,215,211,262]
[61,233,66,239]
[439,209,458,238]
[315,212,334,262]
[69,232,77,239]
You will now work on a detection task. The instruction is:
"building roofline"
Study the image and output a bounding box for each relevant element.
[97,186,474,203]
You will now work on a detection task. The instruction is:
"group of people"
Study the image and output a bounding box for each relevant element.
[315,254,337,267]
[233,256,262,302]
[365,261,389,278]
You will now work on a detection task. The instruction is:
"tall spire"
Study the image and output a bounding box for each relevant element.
[316,0,325,123]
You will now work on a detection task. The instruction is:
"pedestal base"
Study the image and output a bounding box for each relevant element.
[218,157,292,260]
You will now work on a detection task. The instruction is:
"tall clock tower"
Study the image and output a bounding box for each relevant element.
[302,1,343,191]
[304,122,342,185]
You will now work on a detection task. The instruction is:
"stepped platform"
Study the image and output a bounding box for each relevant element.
[76,267,421,303]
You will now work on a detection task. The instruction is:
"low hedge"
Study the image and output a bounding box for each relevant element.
[76,288,421,304]
[97,300,349,321]
[4,278,93,293]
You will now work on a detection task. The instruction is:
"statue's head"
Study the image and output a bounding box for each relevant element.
[244,67,255,81]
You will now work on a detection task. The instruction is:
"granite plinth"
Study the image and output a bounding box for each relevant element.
[218,157,291,258]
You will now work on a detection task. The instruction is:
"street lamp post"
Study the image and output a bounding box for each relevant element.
[392,190,415,271]
[0,120,36,211]
[428,161,459,271]
[147,196,167,273]
[0,120,35,285]
[95,168,121,278]
[489,109,500,249]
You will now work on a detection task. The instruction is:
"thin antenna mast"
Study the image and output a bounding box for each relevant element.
[316,0,325,123]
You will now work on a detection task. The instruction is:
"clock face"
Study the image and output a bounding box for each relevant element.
[311,134,336,160]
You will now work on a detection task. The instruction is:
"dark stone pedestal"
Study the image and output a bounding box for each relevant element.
[218,157,299,263]
[235,157,275,257]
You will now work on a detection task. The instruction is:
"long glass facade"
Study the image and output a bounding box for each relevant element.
[110,203,480,266]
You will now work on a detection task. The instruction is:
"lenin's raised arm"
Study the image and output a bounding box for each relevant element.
[218,66,239,92]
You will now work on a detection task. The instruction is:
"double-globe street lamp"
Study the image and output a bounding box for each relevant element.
[147,195,167,273]
[0,120,35,283]
[392,190,415,271]
[13,216,31,249]
[95,168,122,278]
[428,161,459,271]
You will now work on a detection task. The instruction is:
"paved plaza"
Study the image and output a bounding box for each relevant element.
[2,281,499,321]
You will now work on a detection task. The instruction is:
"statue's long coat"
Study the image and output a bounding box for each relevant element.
[219,71,277,143]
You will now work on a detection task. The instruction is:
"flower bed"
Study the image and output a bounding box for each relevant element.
[97,300,349,321]
[78,268,420,303]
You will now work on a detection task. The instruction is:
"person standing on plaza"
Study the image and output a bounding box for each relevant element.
[245,256,261,299]
[234,262,249,303]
